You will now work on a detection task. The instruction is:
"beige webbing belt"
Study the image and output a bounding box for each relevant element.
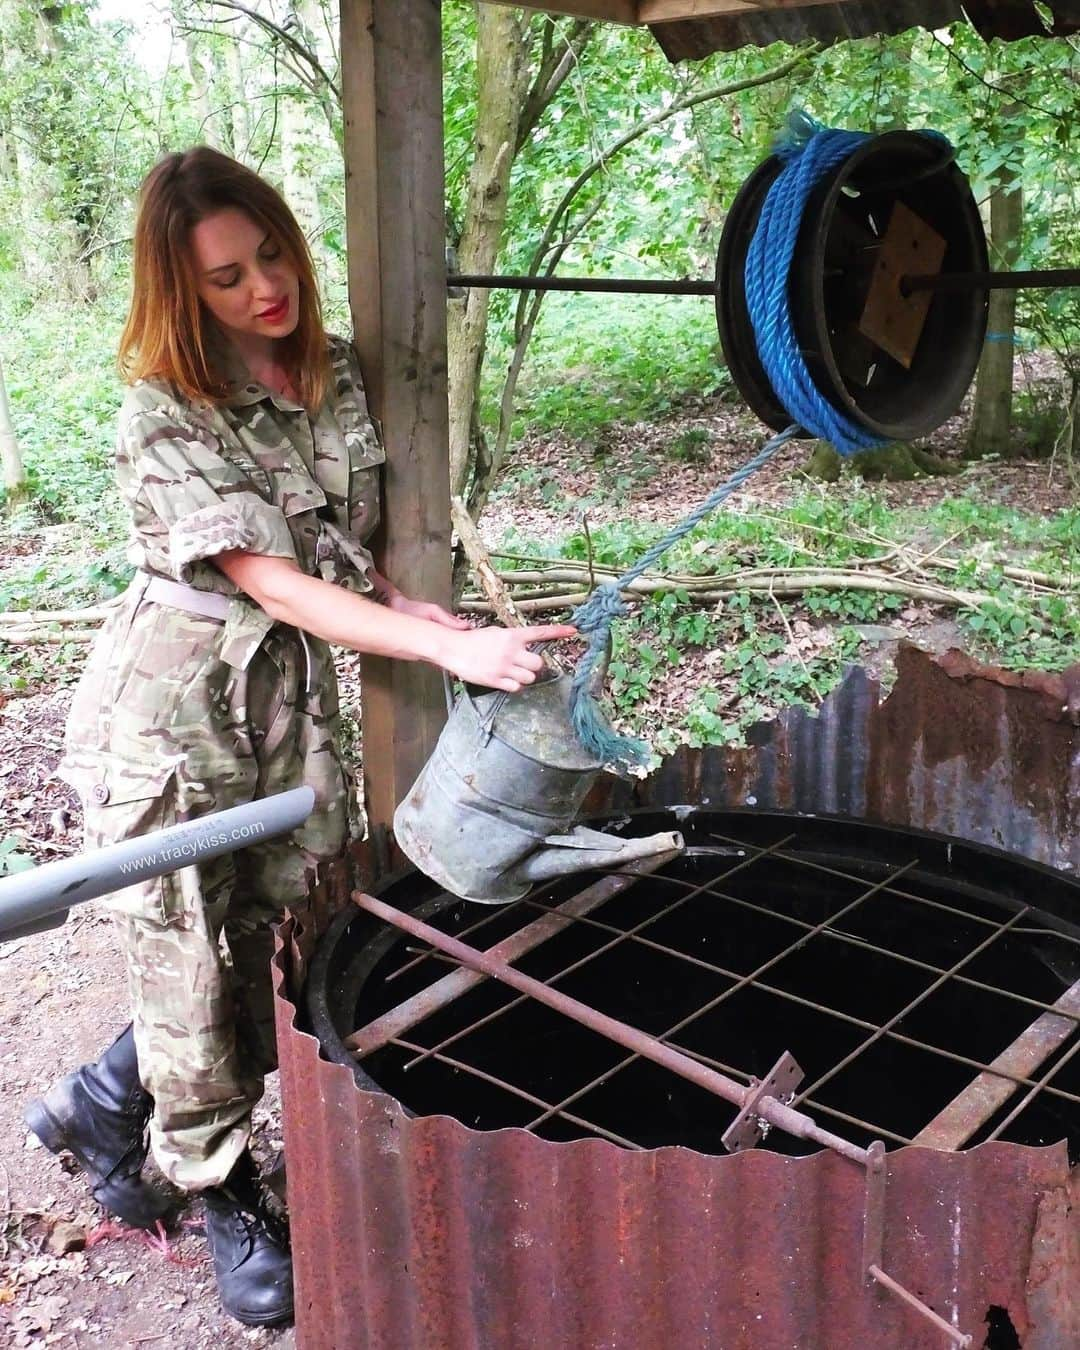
[139,573,314,692]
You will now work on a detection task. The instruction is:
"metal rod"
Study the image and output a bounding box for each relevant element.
[985,1031,1080,1143]
[913,973,1080,1149]
[868,1266,973,1348]
[448,273,716,296]
[354,891,872,1166]
[449,268,1080,300]
[390,1037,643,1152]
[904,267,1080,294]
[346,859,668,1055]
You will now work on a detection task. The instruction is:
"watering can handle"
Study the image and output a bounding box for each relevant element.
[467,632,612,744]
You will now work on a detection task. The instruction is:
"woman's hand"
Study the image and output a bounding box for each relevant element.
[387,592,470,631]
[438,624,578,693]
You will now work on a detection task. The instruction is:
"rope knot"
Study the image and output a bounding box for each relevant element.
[570,581,628,635]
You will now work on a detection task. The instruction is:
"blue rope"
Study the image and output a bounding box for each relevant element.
[744,114,887,457]
[567,112,948,770]
[568,425,799,766]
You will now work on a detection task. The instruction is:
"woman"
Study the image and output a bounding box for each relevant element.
[25,147,575,1328]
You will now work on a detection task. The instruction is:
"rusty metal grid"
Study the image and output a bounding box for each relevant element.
[273,649,1080,1349]
[347,822,1080,1160]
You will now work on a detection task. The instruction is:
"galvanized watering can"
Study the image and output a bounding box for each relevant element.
[393,672,684,904]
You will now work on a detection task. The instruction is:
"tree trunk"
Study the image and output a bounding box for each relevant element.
[224,33,250,157]
[281,94,324,246]
[182,29,219,147]
[968,167,1023,457]
[446,6,532,502]
[0,355,28,509]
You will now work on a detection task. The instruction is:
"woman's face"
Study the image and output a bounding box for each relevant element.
[190,207,300,348]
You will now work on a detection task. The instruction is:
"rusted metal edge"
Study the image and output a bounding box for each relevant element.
[274,914,1076,1350]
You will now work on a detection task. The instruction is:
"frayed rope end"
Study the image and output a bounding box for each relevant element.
[570,690,650,773]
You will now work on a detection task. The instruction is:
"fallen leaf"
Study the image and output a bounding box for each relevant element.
[45,1219,85,1255]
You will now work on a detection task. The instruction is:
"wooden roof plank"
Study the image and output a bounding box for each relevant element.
[486,1,640,22]
[641,0,864,19]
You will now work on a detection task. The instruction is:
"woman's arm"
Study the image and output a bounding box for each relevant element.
[367,565,468,631]
[214,551,575,693]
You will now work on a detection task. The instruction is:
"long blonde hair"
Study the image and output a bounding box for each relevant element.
[119,147,329,413]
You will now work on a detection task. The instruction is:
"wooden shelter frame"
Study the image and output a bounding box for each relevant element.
[342,0,884,833]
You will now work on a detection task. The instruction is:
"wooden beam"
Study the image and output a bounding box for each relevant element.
[342,0,451,835]
[640,0,859,19]
[485,1,639,23]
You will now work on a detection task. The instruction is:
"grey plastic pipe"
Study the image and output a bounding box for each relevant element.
[0,785,315,941]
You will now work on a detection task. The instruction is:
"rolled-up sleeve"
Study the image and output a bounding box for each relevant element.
[118,393,297,582]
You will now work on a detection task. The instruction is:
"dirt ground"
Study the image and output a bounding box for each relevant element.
[0,384,1075,1347]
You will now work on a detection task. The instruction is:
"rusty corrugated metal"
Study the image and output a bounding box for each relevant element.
[591,644,1080,874]
[650,0,1080,60]
[273,647,1080,1348]
[274,951,1076,1349]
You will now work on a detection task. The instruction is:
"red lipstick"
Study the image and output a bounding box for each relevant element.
[257,297,289,322]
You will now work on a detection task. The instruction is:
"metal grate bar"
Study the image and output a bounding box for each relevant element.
[356,892,874,1165]
[389,1037,644,1151]
[914,974,1080,1149]
[520,872,1030,1139]
[793,907,1029,1108]
[505,860,915,1130]
[705,832,1029,931]
[395,836,799,1072]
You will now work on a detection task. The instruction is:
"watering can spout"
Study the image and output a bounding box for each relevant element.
[511,827,685,885]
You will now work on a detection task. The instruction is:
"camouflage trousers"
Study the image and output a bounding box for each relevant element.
[67,604,349,1191]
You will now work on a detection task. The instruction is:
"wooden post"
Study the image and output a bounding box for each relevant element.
[341,0,451,834]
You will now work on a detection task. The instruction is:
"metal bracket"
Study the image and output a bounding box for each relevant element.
[862,1139,887,1276]
[858,200,946,369]
[722,1051,803,1153]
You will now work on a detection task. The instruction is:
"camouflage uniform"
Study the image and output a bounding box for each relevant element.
[59,336,383,1190]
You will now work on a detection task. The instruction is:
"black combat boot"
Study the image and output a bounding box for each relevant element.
[203,1152,293,1327]
[24,1023,170,1230]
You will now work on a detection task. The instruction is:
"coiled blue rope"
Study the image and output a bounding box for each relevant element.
[567,113,942,770]
[744,114,888,457]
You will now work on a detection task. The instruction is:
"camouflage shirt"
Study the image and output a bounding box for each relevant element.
[60,334,382,811]
[117,333,384,669]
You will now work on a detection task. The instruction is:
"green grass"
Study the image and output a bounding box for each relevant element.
[485,291,731,440]
[3,284,126,525]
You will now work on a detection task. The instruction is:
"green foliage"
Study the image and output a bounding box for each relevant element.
[1,283,125,521]
[0,836,35,877]
[668,426,712,464]
[492,292,729,439]
[505,485,1079,748]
